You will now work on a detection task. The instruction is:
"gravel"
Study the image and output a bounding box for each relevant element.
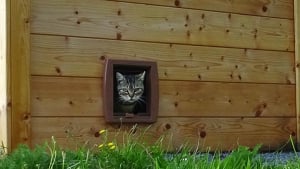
[259,152,300,165]
[165,152,300,166]
[218,152,300,166]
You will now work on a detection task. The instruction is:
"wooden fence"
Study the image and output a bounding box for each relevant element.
[1,0,300,151]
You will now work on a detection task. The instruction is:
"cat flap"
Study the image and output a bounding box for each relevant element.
[103,59,158,123]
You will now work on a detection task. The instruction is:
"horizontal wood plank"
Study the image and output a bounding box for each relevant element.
[31,117,296,151]
[31,76,295,117]
[31,0,294,51]
[31,35,295,84]
[109,0,294,19]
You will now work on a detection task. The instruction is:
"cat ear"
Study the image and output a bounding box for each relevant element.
[138,71,146,80]
[116,72,124,81]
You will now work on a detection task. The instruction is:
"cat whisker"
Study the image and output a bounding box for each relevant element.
[137,98,146,104]
[116,97,125,104]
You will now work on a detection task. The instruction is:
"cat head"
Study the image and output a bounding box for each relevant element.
[116,71,145,104]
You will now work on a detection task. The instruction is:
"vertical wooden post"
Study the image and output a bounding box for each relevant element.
[295,0,300,149]
[0,0,9,152]
[10,0,31,149]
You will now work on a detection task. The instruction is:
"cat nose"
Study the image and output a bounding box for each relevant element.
[128,92,134,98]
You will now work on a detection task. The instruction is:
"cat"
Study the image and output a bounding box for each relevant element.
[114,71,146,114]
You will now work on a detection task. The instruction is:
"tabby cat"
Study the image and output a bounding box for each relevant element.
[114,71,146,114]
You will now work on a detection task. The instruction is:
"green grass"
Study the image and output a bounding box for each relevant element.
[0,141,6,160]
[0,131,300,169]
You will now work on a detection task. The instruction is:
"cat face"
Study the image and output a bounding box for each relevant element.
[116,71,145,104]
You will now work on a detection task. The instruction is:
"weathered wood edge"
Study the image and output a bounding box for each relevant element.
[10,0,31,150]
[294,0,300,150]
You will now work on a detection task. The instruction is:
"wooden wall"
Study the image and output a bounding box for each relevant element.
[30,0,296,151]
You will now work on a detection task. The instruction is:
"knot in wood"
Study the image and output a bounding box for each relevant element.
[199,131,206,138]
[116,33,122,40]
[174,0,180,7]
[94,132,100,137]
[262,6,268,12]
[165,123,171,130]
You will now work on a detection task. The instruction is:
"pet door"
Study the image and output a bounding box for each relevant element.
[103,59,158,123]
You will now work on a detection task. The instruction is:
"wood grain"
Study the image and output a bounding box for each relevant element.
[108,0,294,19]
[31,76,103,117]
[31,0,294,51]
[10,0,31,149]
[31,35,295,84]
[294,0,300,149]
[31,76,295,117]
[31,117,296,151]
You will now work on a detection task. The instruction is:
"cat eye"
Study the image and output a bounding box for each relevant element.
[119,89,128,94]
[134,88,143,93]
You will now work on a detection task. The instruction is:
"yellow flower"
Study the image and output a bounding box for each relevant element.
[98,144,104,149]
[110,145,116,150]
[107,142,114,147]
[99,129,106,134]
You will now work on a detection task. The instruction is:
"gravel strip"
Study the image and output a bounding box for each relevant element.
[165,152,300,166]
[259,152,300,165]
